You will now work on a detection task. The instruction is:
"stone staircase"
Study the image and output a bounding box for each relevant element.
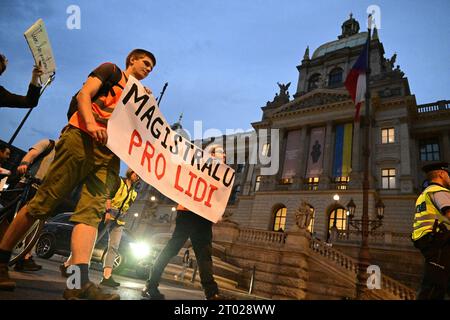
[146,225,417,300]
[147,233,253,297]
[308,238,417,300]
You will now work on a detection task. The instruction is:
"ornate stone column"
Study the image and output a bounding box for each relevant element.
[319,121,333,189]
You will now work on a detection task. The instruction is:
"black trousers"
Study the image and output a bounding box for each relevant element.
[147,210,218,298]
[414,233,450,300]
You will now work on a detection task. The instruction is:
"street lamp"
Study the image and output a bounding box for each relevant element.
[346,199,356,220]
[346,197,385,299]
[375,198,385,220]
[347,198,384,232]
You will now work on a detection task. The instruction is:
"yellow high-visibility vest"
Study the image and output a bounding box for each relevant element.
[412,184,450,241]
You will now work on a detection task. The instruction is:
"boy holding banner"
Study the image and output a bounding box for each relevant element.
[0,49,156,300]
[142,144,225,300]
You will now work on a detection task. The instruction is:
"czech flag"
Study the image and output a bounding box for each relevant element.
[345,38,369,122]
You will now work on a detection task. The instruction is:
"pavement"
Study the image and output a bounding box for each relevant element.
[0,255,206,300]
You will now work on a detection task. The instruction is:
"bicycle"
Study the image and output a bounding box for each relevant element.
[0,174,45,266]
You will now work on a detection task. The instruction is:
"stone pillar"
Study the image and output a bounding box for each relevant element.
[349,122,363,189]
[319,121,333,189]
[243,164,255,195]
[399,121,413,193]
[292,126,309,189]
[277,128,288,183]
[213,221,240,244]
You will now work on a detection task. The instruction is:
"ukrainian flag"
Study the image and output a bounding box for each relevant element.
[332,123,353,177]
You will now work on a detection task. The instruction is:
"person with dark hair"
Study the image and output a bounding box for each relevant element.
[0,134,61,271]
[0,49,156,300]
[0,144,11,188]
[0,53,43,108]
[412,162,450,300]
[141,145,225,300]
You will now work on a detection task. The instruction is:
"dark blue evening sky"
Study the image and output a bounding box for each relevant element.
[1,0,449,157]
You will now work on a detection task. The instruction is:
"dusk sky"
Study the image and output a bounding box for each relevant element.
[1,0,449,168]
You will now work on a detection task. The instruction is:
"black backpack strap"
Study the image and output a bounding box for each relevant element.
[67,65,123,120]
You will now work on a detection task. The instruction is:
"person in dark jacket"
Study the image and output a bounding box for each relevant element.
[0,53,43,108]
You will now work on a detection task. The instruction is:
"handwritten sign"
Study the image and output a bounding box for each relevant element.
[24,19,56,84]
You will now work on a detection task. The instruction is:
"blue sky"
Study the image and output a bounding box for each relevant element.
[1,0,449,159]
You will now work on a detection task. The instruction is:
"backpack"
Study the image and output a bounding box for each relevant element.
[67,65,123,120]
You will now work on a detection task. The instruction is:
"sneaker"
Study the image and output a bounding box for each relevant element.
[141,284,165,300]
[14,257,42,272]
[0,263,16,291]
[59,263,69,278]
[63,281,120,300]
[100,276,120,287]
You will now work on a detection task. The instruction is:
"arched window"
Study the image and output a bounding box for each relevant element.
[327,207,347,239]
[272,206,287,232]
[328,68,343,87]
[307,205,315,233]
[308,74,321,91]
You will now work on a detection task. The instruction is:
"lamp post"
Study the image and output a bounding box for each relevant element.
[346,197,385,298]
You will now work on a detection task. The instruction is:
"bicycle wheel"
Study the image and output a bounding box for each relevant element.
[9,219,44,266]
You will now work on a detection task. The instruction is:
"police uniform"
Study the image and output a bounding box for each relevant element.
[412,162,450,300]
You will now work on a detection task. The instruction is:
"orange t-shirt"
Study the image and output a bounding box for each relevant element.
[69,63,127,134]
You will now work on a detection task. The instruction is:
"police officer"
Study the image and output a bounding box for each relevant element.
[412,162,450,300]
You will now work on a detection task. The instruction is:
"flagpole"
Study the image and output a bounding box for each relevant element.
[356,15,372,299]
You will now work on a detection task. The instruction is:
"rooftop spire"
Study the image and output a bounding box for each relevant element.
[339,13,360,39]
[303,46,310,61]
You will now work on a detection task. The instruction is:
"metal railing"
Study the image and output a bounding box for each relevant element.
[417,100,450,113]
[238,228,287,246]
[310,237,416,300]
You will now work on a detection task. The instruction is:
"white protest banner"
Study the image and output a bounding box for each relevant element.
[107,76,235,223]
[24,18,56,84]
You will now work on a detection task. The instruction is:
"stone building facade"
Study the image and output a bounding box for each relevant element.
[129,15,450,294]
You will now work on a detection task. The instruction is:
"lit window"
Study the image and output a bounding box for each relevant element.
[329,208,347,231]
[273,207,287,232]
[382,168,396,189]
[334,176,349,190]
[420,139,440,161]
[306,177,319,190]
[280,178,293,185]
[255,175,261,192]
[262,143,270,157]
[328,208,347,240]
[381,128,395,144]
[307,206,315,233]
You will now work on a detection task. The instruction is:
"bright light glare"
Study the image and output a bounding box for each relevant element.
[130,242,150,259]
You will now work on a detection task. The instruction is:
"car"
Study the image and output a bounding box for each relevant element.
[34,212,156,277]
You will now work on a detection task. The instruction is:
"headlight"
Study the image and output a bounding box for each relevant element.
[129,242,150,259]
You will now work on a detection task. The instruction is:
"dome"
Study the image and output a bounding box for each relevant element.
[311,31,368,59]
